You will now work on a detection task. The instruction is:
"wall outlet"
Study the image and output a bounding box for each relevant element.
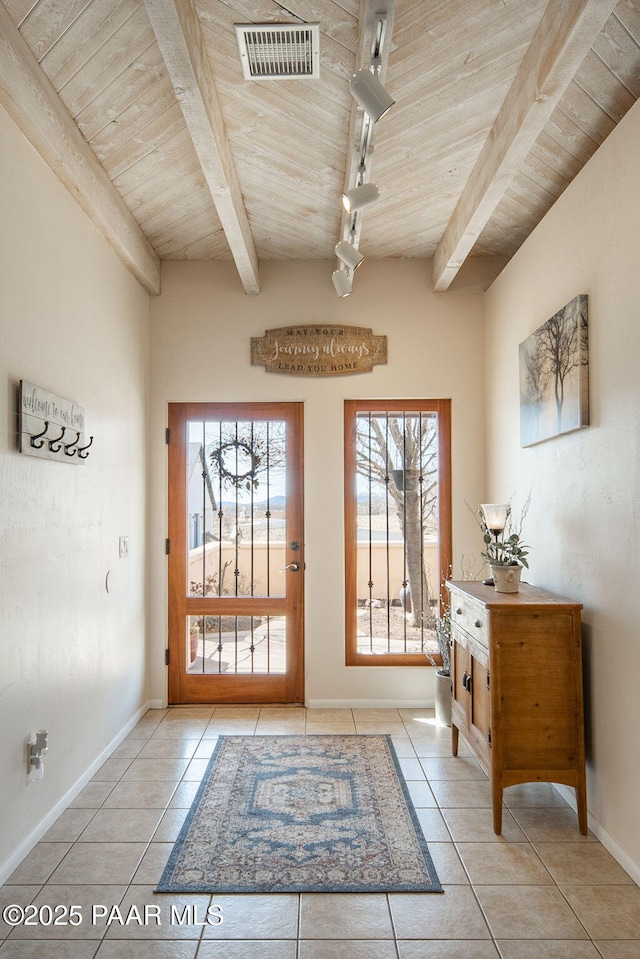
[118,536,129,558]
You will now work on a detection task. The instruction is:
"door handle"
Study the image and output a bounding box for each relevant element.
[280,562,300,572]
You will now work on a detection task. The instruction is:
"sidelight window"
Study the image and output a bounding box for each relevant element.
[344,400,452,666]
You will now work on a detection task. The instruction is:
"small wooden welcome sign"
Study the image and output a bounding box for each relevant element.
[251,324,387,377]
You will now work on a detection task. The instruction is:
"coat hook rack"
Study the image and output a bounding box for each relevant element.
[19,381,93,466]
[29,421,50,449]
[64,430,81,457]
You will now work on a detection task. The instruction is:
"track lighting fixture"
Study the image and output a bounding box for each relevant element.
[342,182,380,214]
[332,269,353,297]
[349,68,395,122]
[335,240,364,271]
[331,14,394,296]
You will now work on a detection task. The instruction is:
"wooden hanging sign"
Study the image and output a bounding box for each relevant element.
[251,324,387,376]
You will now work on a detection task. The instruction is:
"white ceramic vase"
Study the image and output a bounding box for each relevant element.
[490,564,522,593]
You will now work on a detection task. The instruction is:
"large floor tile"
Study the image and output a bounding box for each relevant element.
[475,885,588,939]
[7,845,72,885]
[201,894,298,940]
[299,940,397,959]
[103,887,213,940]
[497,942,601,958]
[351,709,401,722]
[306,709,354,723]
[456,842,554,885]
[41,810,96,842]
[0,887,41,940]
[414,808,452,842]
[210,707,261,720]
[426,843,470,884]
[407,782,437,808]
[304,723,356,735]
[48,844,147,885]
[78,809,163,844]
[136,740,199,759]
[502,783,570,808]
[152,807,189,842]
[509,807,595,843]
[354,722,409,736]
[148,722,209,740]
[389,887,491,940]
[440,808,526,843]
[398,758,427,781]
[103,781,177,809]
[202,722,257,737]
[594,943,640,958]
[430,780,495,809]
[299,893,393,940]
[6,885,127,941]
[131,844,173,884]
[397,942,500,958]
[560,885,640,939]
[95,941,198,958]
[91,759,133,782]
[0,941,100,957]
[68,783,117,809]
[533,843,635,885]
[121,759,191,782]
[199,941,296,959]
[418,758,486,781]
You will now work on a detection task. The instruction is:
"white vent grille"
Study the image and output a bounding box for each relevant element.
[235,23,320,80]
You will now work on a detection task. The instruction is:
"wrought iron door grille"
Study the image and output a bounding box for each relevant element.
[354,411,440,656]
[186,418,287,674]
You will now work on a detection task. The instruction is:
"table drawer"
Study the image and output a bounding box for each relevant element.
[450,590,488,648]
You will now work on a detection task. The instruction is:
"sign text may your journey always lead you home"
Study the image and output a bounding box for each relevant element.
[251,325,387,376]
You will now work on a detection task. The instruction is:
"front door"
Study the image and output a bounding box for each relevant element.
[167,402,304,704]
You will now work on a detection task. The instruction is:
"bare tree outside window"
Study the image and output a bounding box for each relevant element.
[519,295,589,447]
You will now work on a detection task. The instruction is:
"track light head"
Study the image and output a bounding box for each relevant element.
[335,240,364,271]
[349,68,395,122]
[332,269,353,297]
[342,182,380,214]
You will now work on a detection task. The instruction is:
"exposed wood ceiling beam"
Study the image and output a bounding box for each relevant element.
[339,0,398,251]
[0,2,161,296]
[432,0,619,293]
[144,0,259,295]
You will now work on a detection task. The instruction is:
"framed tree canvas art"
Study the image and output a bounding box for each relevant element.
[519,294,589,448]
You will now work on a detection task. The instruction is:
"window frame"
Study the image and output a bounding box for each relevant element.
[344,398,452,667]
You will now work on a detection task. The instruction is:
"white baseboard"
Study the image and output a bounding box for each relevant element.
[0,701,153,887]
[146,699,166,709]
[553,784,640,885]
[306,699,433,709]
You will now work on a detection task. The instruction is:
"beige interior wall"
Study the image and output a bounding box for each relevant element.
[0,107,150,876]
[484,99,640,874]
[148,258,486,707]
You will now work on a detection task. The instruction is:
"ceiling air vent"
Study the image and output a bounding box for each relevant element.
[235,23,320,80]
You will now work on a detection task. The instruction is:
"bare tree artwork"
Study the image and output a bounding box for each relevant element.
[519,295,589,447]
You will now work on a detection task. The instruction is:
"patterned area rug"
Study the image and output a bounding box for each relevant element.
[157,734,441,894]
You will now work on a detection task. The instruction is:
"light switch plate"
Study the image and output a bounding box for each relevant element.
[119,536,129,559]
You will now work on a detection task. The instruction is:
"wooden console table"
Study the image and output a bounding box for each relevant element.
[447,580,587,834]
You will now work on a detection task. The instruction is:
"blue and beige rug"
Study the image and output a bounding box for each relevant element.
[157,734,441,893]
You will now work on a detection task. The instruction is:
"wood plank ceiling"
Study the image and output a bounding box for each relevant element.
[1,0,639,296]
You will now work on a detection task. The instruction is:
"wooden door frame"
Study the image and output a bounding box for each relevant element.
[167,401,304,704]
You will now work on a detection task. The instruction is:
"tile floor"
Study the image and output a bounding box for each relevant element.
[2,706,639,958]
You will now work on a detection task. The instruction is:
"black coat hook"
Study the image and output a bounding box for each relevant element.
[30,421,50,449]
[64,430,81,457]
[77,436,94,459]
[48,426,67,453]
